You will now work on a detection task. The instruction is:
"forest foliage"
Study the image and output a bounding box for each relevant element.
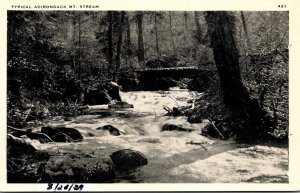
[7,11,288,140]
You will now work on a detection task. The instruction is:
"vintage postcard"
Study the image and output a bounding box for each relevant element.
[0,0,299,191]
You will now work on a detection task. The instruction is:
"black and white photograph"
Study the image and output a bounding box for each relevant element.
[6,10,289,184]
[2,0,298,189]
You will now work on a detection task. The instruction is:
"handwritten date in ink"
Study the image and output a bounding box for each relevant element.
[47,183,84,191]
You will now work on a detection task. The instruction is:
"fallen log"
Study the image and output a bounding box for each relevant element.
[8,125,55,143]
[186,140,208,151]
[211,121,225,139]
[80,101,134,114]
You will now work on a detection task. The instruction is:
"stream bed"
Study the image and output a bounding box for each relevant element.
[27,89,288,183]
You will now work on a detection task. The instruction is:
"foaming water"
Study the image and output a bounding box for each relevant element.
[28,89,288,183]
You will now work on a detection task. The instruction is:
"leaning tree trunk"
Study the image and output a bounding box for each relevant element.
[204,11,273,141]
[136,12,145,66]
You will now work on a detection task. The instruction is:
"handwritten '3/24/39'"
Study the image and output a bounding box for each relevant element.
[47,183,84,191]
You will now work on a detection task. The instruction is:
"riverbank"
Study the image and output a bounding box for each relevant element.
[8,89,288,183]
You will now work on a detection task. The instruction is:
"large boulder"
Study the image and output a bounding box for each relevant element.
[7,134,50,183]
[41,127,83,142]
[96,125,122,136]
[43,155,115,183]
[7,134,36,158]
[106,81,122,101]
[161,124,193,132]
[110,149,148,171]
[117,74,138,91]
[82,82,122,105]
[83,89,112,105]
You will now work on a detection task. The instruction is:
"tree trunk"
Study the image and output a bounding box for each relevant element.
[115,12,126,73]
[154,13,160,57]
[136,12,145,66]
[107,11,114,78]
[169,12,176,55]
[183,11,188,30]
[204,11,272,141]
[72,16,77,70]
[126,13,131,56]
[240,11,252,55]
[194,11,202,43]
[78,13,82,82]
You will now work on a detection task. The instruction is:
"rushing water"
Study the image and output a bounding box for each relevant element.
[28,89,288,183]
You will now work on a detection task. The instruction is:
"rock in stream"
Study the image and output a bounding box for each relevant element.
[110,149,148,171]
[41,127,83,142]
[96,125,122,136]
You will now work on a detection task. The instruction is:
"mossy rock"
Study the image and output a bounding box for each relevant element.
[43,155,115,183]
[110,149,148,171]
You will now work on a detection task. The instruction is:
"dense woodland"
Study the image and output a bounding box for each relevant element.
[8,11,288,141]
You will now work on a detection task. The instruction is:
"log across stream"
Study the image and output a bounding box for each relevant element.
[26,89,288,183]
